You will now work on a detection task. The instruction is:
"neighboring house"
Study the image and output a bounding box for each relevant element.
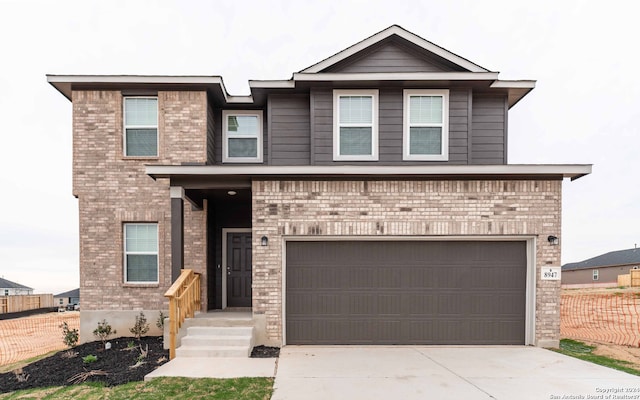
[48,25,591,348]
[0,278,33,296]
[562,248,640,288]
[54,288,80,308]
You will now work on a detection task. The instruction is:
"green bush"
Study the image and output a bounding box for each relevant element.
[130,312,150,340]
[82,354,98,364]
[60,321,79,348]
[93,319,116,345]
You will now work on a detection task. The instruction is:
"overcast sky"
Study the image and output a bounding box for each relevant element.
[0,0,637,294]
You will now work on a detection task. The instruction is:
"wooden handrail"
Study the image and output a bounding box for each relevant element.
[164,269,201,359]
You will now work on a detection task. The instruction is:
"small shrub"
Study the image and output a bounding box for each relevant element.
[82,354,98,364]
[127,341,135,348]
[60,321,79,348]
[93,319,116,345]
[129,312,150,340]
[156,311,166,330]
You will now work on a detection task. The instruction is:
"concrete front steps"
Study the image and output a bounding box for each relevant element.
[174,311,255,359]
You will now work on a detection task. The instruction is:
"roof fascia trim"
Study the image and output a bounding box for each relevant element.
[292,72,499,82]
[45,75,252,104]
[146,164,592,180]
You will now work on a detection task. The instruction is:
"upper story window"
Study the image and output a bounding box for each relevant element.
[333,90,379,161]
[124,223,159,284]
[222,110,263,163]
[593,269,599,281]
[124,97,158,157]
[403,89,449,161]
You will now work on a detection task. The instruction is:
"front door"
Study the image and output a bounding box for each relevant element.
[226,232,252,307]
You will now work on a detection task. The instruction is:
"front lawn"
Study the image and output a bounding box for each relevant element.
[0,377,274,399]
[553,339,640,376]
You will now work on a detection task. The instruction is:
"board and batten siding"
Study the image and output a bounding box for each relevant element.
[268,95,311,165]
[311,88,471,165]
[323,39,466,73]
[471,94,508,164]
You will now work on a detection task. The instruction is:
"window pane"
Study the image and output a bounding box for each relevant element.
[410,96,442,124]
[227,115,258,136]
[339,96,372,124]
[126,129,157,156]
[125,98,157,126]
[340,127,372,155]
[410,127,442,155]
[228,138,258,158]
[125,224,158,252]
[126,255,158,282]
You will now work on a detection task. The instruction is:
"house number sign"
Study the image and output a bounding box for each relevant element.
[541,267,561,280]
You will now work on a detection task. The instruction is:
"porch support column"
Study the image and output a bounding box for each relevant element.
[170,186,184,283]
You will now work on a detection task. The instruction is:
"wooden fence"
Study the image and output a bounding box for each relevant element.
[617,270,640,287]
[0,294,54,314]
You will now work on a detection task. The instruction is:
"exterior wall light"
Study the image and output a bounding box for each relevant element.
[547,235,559,245]
[261,236,268,246]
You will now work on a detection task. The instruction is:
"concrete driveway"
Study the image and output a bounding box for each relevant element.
[272,346,640,400]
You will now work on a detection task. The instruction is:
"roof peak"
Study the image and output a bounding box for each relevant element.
[300,25,490,74]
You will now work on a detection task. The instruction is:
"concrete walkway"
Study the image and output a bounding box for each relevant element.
[272,346,640,400]
[144,357,276,380]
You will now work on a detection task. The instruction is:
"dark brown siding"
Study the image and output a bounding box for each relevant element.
[286,240,527,345]
[471,95,508,164]
[323,39,467,73]
[269,94,310,165]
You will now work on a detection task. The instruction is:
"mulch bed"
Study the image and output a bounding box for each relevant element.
[1,337,281,393]
[250,345,280,358]
[0,336,168,393]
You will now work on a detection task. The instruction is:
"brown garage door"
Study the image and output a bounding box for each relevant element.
[286,241,527,345]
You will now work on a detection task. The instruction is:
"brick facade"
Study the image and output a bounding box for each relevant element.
[252,179,562,346]
[72,90,208,341]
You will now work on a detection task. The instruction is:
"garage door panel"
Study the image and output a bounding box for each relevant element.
[286,241,526,345]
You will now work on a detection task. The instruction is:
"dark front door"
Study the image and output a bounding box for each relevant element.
[227,232,252,307]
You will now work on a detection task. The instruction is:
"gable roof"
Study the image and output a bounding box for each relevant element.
[0,277,33,290]
[562,248,640,271]
[55,288,80,298]
[300,25,490,74]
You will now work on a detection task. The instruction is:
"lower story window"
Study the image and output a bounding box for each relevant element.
[593,269,599,281]
[124,223,158,283]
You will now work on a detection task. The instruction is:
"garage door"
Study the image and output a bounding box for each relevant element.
[286,241,527,345]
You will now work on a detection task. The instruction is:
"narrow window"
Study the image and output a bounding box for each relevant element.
[124,223,159,283]
[333,90,378,161]
[403,89,449,160]
[124,97,158,157]
[222,110,263,163]
[593,269,599,281]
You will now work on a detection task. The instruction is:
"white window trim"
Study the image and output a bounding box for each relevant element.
[123,223,159,284]
[333,89,379,161]
[403,89,449,161]
[222,110,263,163]
[123,96,159,157]
[593,269,599,281]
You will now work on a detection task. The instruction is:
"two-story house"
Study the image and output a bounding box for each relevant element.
[48,25,590,349]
